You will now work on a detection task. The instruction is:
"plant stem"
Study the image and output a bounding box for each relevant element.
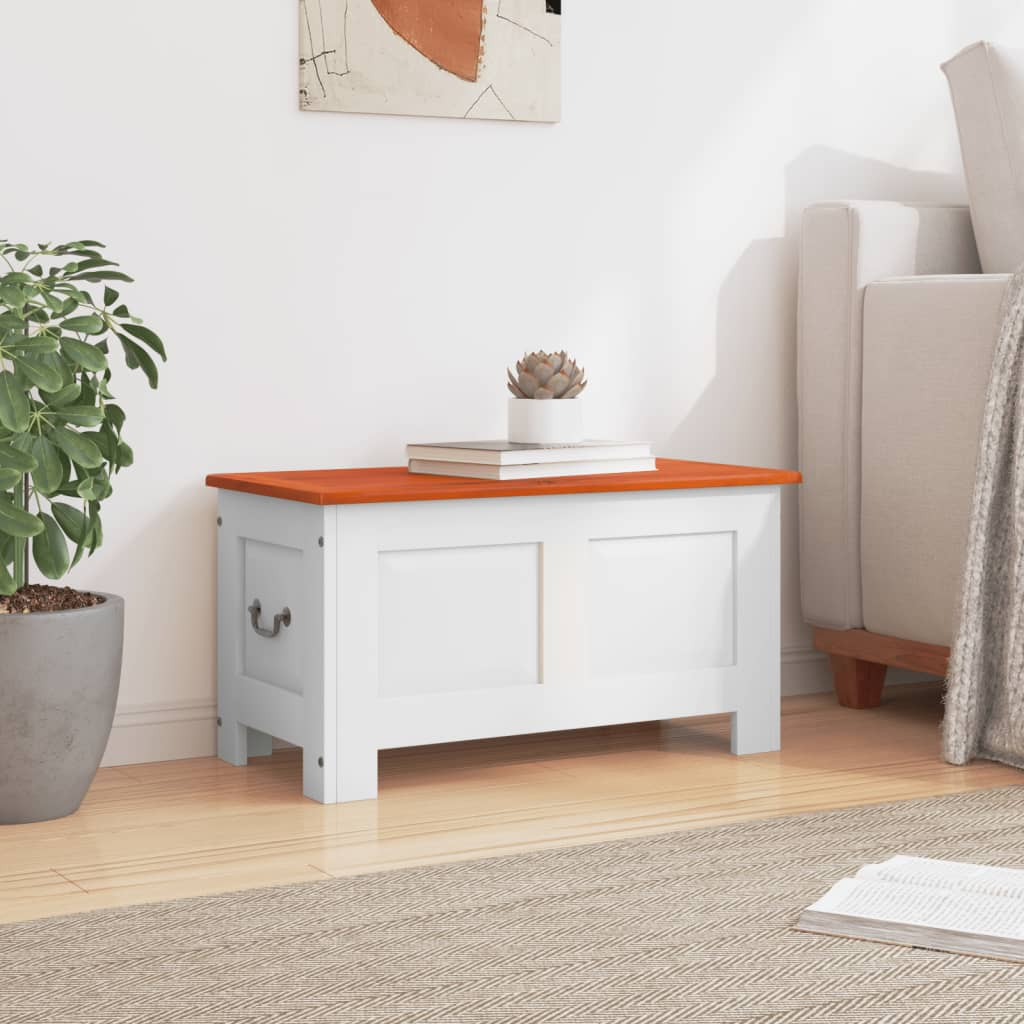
[14,474,28,591]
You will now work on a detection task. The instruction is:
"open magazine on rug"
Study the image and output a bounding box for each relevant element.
[796,856,1024,962]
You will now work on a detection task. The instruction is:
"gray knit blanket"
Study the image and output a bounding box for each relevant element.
[944,267,1024,766]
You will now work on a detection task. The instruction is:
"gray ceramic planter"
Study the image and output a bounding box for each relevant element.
[0,593,123,825]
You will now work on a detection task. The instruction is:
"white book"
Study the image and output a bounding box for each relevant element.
[406,440,652,466]
[408,457,657,481]
[796,856,1024,962]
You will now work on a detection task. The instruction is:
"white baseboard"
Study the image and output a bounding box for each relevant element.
[100,698,217,767]
[779,646,940,697]
[98,649,934,767]
[780,645,832,695]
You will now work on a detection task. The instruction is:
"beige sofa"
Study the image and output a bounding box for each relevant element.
[798,42,1024,707]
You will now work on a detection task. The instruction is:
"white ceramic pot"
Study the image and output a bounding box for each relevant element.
[508,397,584,445]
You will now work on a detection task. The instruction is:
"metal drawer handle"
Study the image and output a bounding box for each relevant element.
[248,599,291,638]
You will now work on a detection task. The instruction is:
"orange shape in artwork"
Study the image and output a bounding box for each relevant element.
[370,0,485,82]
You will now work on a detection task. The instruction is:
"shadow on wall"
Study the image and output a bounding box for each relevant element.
[664,146,965,648]
[668,144,966,469]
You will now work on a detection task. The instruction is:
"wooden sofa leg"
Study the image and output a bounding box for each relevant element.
[829,655,887,709]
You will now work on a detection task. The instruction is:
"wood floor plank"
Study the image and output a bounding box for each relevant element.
[0,869,82,901]
[0,682,1019,924]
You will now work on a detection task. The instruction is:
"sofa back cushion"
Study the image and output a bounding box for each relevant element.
[943,41,1024,273]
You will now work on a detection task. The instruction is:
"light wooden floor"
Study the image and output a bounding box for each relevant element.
[1,681,1019,925]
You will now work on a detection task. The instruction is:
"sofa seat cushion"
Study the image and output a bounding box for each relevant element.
[860,274,1006,646]
[944,42,1024,273]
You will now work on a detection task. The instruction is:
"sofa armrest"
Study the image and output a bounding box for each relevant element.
[861,273,1007,646]
[798,201,979,630]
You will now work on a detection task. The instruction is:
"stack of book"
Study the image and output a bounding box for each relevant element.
[406,441,657,480]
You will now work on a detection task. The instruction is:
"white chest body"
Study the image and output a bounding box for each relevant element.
[214,484,782,803]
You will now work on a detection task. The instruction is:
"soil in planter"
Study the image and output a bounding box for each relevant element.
[0,585,104,615]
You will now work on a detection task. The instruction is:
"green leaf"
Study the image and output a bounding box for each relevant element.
[116,440,134,468]
[105,404,125,432]
[51,501,87,543]
[6,333,60,353]
[48,425,104,470]
[77,476,99,501]
[68,258,117,272]
[0,467,22,489]
[0,496,44,537]
[118,336,159,388]
[120,322,167,360]
[53,404,103,428]
[61,314,105,334]
[0,559,14,596]
[0,439,37,473]
[0,283,25,308]
[92,427,115,461]
[0,312,26,329]
[88,507,103,553]
[0,372,30,432]
[33,512,70,579]
[13,353,64,392]
[103,286,119,306]
[42,382,81,408]
[76,468,111,501]
[71,271,133,283]
[26,435,64,495]
[69,536,87,569]
[33,351,72,390]
[59,336,108,372]
[8,433,34,453]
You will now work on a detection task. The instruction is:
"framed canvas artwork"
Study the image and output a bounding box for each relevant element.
[300,0,561,122]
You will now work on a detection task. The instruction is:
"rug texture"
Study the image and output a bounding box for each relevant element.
[4,786,1024,1024]
[944,265,1024,768]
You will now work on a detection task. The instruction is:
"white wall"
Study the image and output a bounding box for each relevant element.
[2,1,1022,763]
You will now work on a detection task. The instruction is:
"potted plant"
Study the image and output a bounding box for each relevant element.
[0,240,166,824]
[506,350,587,444]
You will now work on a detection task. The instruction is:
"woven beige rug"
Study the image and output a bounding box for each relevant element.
[5,786,1024,1023]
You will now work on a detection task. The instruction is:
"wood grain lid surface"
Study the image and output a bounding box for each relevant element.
[206,459,801,506]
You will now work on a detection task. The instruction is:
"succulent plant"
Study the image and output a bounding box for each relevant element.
[507,351,587,400]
